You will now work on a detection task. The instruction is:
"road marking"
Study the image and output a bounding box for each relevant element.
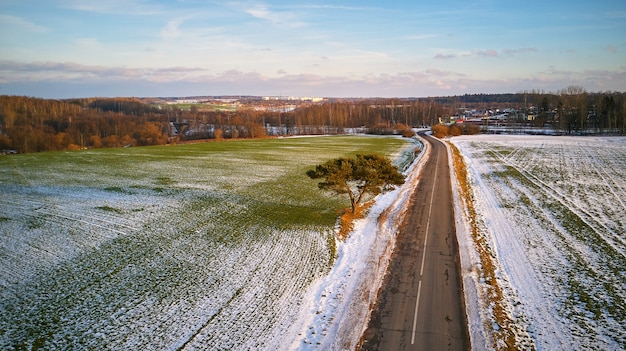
[412,150,440,344]
[411,280,422,344]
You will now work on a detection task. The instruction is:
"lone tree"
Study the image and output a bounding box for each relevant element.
[307,154,405,213]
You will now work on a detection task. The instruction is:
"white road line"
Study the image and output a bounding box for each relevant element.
[412,150,440,344]
[411,280,423,345]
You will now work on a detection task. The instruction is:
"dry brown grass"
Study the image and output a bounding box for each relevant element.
[449,142,525,351]
[336,201,374,241]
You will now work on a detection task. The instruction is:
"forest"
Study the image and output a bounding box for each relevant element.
[1,88,625,154]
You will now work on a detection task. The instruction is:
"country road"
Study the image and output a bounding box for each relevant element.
[360,134,469,350]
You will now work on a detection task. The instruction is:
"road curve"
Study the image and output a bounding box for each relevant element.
[360,134,469,350]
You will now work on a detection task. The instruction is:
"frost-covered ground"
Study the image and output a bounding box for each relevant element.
[451,135,626,350]
[0,154,331,350]
[0,136,418,350]
[6,133,624,350]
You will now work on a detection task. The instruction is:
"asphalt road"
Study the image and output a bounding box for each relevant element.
[360,134,469,350]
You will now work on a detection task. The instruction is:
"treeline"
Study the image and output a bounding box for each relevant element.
[432,93,523,105]
[0,96,170,153]
[0,96,446,153]
[432,88,626,135]
[177,99,448,138]
[515,88,626,135]
[288,99,447,130]
[1,89,625,154]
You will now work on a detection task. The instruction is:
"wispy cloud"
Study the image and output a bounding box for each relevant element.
[294,4,386,12]
[245,4,304,27]
[405,34,438,40]
[422,69,464,77]
[476,49,498,57]
[0,60,207,83]
[2,59,625,98]
[0,14,48,33]
[73,38,105,51]
[434,53,457,60]
[161,18,185,40]
[503,47,538,55]
[59,0,162,15]
[435,48,538,59]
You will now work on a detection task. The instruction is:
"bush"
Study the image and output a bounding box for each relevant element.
[395,123,416,137]
[462,124,481,135]
[432,124,449,138]
[401,128,416,137]
[449,124,462,136]
[431,123,481,138]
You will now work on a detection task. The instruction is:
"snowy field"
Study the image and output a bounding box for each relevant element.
[0,136,417,350]
[451,135,626,350]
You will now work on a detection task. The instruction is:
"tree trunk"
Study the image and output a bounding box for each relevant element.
[346,184,358,213]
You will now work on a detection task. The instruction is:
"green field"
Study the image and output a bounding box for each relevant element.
[159,103,237,111]
[0,135,414,350]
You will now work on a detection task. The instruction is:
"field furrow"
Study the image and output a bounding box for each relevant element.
[453,135,626,350]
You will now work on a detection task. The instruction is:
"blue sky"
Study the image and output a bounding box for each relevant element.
[1,0,625,98]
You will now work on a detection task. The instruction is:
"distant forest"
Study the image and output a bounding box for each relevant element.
[1,88,625,154]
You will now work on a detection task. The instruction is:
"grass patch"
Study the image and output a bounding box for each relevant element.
[103,186,133,194]
[95,206,124,214]
[155,176,175,186]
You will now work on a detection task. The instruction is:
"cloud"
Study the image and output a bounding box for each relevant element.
[1,60,625,98]
[405,34,438,40]
[0,14,48,33]
[73,38,105,51]
[0,60,207,83]
[503,47,538,55]
[434,53,457,60]
[162,18,185,40]
[3,60,476,97]
[435,48,538,60]
[246,5,274,20]
[351,49,389,60]
[295,4,385,12]
[606,45,618,54]
[60,0,161,15]
[423,69,464,77]
[245,4,304,27]
[476,49,498,57]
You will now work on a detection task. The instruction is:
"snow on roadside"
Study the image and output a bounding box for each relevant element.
[446,139,491,350]
[287,136,430,350]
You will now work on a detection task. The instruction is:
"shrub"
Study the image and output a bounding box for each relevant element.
[462,124,481,135]
[432,124,449,138]
[431,123,481,138]
[449,124,462,136]
[395,124,416,137]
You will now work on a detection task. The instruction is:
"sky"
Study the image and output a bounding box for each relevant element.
[1,0,625,98]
